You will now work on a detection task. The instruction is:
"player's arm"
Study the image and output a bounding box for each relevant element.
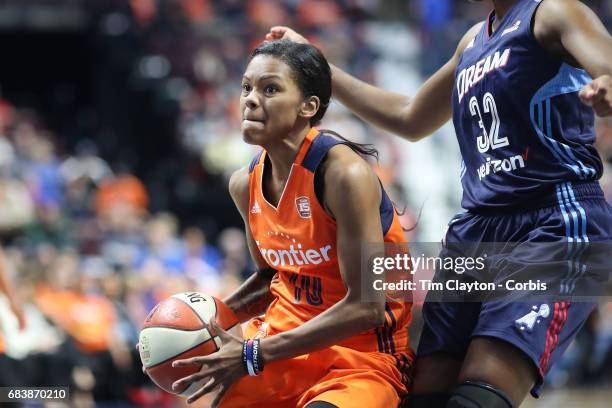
[0,247,26,330]
[259,146,386,364]
[267,24,482,141]
[534,0,612,116]
[222,166,275,323]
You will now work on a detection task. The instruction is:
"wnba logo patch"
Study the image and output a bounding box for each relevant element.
[515,304,550,333]
[295,196,311,218]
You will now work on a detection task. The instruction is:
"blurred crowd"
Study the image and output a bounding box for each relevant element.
[0,104,252,406]
[0,1,611,407]
[122,0,416,191]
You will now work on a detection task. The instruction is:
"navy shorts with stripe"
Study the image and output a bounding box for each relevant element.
[417,181,612,396]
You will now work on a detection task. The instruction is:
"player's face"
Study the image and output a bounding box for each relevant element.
[240,55,305,146]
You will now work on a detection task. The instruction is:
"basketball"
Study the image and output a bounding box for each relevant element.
[138,292,241,397]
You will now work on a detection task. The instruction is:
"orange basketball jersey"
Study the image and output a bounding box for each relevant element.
[246,128,412,355]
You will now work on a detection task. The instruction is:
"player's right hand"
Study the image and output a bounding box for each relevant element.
[265,26,309,44]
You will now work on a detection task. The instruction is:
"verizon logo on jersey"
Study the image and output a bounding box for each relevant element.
[457,48,511,103]
[477,150,528,181]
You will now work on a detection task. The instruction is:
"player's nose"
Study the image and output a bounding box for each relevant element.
[243,90,260,110]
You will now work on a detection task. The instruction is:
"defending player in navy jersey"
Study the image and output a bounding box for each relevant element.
[267,0,612,407]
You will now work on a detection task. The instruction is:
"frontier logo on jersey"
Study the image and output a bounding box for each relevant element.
[477,148,528,180]
[256,239,333,267]
[295,196,311,218]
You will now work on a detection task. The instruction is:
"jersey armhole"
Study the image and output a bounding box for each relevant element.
[312,140,369,221]
[313,152,334,220]
[314,145,395,236]
[529,0,547,48]
[529,0,577,68]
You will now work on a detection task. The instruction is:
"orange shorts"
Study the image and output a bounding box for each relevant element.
[218,345,413,408]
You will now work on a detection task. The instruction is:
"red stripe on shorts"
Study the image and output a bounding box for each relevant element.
[539,302,570,375]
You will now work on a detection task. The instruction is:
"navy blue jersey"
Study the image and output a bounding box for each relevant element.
[452,0,603,211]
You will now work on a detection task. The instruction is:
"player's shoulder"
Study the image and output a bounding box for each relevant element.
[229,165,249,194]
[536,0,582,14]
[456,22,486,56]
[533,0,590,29]
[532,0,596,53]
[324,144,374,181]
[229,166,250,214]
[465,21,486,40]
[321,144,379,201]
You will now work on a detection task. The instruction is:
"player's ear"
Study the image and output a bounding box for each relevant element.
[299,95,320,120]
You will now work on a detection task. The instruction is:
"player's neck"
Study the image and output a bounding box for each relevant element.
[492,0,517,28]
[264,126,311,181]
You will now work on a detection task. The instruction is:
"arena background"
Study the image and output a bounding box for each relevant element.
[0,1,610,407]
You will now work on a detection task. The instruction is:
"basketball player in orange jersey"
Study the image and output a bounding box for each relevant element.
[171,39,414,408]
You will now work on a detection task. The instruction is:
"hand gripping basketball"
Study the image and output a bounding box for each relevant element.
[138,292,243,403]
[172,319,246,406]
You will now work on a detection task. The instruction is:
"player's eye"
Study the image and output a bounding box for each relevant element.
[242,83,252,93]
[264,84,279,95]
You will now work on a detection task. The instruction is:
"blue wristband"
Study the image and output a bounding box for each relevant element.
[252,339,263,374]
[246,339,256,376]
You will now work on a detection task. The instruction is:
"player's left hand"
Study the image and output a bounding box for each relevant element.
[172,319,245,406]
[579,75,612,117]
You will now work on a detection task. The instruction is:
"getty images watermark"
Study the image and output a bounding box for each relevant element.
[361,242,611,303]
[372,252,547,293]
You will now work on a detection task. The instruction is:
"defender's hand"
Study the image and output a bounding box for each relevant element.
[265,26,309,44]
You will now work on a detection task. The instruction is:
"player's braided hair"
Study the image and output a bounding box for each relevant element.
[249,40,378,159]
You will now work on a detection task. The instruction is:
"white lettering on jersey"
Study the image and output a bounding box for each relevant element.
[477,150,528,181]
[256,241,333,267]
[457,48,511,103]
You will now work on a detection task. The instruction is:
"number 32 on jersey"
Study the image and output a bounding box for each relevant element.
[469,92,509,153]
